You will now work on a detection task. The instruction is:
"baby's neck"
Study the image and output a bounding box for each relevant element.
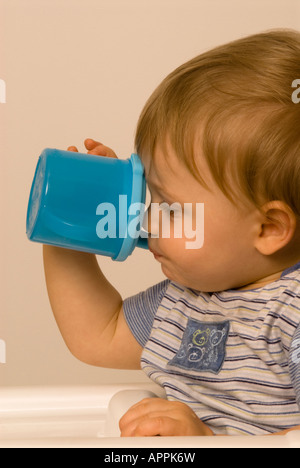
[236,270,284,291]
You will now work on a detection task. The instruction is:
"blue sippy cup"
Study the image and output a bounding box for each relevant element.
[26,149,148,261]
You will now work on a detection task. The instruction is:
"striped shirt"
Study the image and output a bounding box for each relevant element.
[123,262,300,435]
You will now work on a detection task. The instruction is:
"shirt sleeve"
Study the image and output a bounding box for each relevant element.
[123,279,170,347]
[289,323,300,410]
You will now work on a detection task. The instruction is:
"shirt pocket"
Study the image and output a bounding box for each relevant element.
[167,318,230,374]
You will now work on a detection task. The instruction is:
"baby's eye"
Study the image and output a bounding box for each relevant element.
[160,202,182,218]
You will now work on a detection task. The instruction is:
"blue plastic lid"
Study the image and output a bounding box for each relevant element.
[114,154,146,261]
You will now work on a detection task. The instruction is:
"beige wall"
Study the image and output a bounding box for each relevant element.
[1,0,299,386]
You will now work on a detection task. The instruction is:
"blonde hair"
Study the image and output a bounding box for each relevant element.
[135,29,300,216]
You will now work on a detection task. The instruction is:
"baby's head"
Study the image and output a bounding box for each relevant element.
[135,30,300,292]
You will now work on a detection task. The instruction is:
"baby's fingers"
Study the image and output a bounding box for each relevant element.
[84,138,118,158]
[84,138,102,151]
[67,146,79,152]
[120,414,178,437]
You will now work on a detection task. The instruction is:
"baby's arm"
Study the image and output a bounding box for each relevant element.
[43,140,143,370]
[269,425,300,435]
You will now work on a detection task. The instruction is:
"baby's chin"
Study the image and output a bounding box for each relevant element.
[160,264,199,290]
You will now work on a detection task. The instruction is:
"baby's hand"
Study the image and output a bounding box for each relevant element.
[119,398,214,437]
[67,138,118,158]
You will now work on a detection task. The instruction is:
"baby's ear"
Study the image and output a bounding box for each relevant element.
[254,201,297,256]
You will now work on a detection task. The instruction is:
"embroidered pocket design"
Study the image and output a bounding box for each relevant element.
[168,319,230,374]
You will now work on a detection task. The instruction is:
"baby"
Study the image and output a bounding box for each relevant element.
[44,29,300,436]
